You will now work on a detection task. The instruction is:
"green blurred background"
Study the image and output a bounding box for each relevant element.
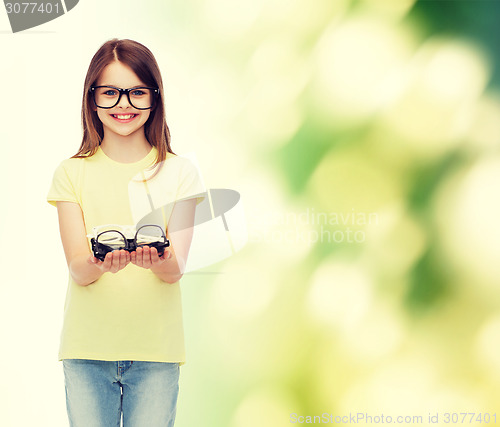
[179,0,500,425]
[2,0,500,425]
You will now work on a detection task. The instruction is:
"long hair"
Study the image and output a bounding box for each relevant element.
[71,38,174,178]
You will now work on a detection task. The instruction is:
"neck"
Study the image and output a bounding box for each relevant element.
[100,131,152,163]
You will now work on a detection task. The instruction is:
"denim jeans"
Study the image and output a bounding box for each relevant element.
[62,359,180,427]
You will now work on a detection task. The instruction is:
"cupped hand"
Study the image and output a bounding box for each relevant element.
[88,249,131,274]
[130,246,172,270]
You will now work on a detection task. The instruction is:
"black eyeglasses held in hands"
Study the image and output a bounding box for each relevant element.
[89,224,170,262]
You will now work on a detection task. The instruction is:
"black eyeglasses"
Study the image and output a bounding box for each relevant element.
[90,224,170,261]
[90,85,159,110]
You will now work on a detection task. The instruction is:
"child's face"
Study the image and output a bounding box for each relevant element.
[95,60,152,139]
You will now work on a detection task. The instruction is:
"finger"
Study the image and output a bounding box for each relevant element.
[102,252,113,271]
[130,250,137,265]
[142,246,152,268]
[135,247,144,267]
[159,249,170,261]
[110,250,121,273]
[150,247,160,263]
[119,250,128,270]
[115,250,126,271]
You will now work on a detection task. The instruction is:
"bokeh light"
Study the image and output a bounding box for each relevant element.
[434,155,500,294]
[313,14,415,126]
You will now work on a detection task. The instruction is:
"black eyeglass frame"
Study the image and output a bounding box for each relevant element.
[90,85,160,110]
[90,224,170,262]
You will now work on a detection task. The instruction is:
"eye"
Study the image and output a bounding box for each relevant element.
[103,89,118,96]
[131,89,147,96]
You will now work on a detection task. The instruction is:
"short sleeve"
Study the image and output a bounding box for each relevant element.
[176,158,206,205]
[47,161,79,207]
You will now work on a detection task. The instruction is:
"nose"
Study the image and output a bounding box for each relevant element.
[117,91,132,108]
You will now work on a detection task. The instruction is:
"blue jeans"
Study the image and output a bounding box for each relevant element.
[62,359,180,427]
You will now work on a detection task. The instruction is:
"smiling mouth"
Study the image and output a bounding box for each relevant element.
[111,114,138,120]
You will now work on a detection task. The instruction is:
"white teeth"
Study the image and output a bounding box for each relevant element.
[113,114,135,119]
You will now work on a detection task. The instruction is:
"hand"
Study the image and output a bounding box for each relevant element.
[130,246,172,270]
[88,249,131,274]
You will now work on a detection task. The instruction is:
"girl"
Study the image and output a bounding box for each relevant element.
[47,38,204,427]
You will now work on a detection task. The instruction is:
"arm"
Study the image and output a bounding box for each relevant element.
[56,201,131,286]
[131,198,197,284]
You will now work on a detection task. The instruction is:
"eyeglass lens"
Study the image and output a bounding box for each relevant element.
[93,87,154,109]
[135,225,165,247]
[96,226,165,248]
[97,231,127,250]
